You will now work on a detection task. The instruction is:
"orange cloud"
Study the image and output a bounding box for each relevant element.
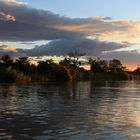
[0,45,17,52]
[0,12,16,21]
[51,19,140,45]
[6,0,27,6]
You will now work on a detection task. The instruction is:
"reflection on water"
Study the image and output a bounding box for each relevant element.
[0,81,140,139]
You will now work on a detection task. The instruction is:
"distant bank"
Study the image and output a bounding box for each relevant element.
[0,54,140,83]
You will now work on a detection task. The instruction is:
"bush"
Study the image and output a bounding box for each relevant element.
[0,68,31,83]
[50,65,72,81]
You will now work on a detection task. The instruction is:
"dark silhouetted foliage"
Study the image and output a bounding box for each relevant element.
[89,58,108,73]
[0,54,140,83]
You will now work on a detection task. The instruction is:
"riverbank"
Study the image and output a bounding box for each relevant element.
[1,55,140,83]
[1,67,140,83]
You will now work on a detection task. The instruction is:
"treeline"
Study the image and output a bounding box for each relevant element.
[0,53,140,83]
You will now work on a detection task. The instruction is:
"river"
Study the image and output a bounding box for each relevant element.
[0,81,140,140]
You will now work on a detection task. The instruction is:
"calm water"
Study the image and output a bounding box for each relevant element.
[0,81,140,140]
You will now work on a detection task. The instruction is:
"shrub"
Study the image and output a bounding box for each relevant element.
[0,68,31,83]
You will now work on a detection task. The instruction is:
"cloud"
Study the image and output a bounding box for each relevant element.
[101,50,140,69]
[0,45,17,51]
[0,12,16,21]
[20,42,35,45]
[0,45,16,56]
[91,16,112,21]
[21,39,128,56]
[0,44,26,56]
[0,0,83,41]
[4,0,27,6]
[0,0,140,44]
[102,50,140,64]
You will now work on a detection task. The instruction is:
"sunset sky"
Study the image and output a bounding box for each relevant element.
[0,0,140,70]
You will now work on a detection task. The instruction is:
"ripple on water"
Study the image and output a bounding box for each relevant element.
[0,81,140,140]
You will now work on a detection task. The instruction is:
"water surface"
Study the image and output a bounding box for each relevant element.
[0,81,140,140]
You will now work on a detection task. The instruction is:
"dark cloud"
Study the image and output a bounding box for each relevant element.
[19,42,35,45]
[0,0,134,42]
[21,39,128,56]
[0,0,83,41]
[102,50,140,66]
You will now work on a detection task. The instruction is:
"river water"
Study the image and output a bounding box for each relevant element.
[0,81,140,140]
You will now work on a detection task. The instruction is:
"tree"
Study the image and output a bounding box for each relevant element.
[37,59,54,73]
[14,57,31,74]
[60,51,85,68]
[1,54,13,67]
[89,58,108,73]
[15,57,29,65]
[133,67,140,74]
[109,59,124,73]
[51,65,72,81]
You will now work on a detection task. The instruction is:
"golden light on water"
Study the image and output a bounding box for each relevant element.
[130,113,140,127]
